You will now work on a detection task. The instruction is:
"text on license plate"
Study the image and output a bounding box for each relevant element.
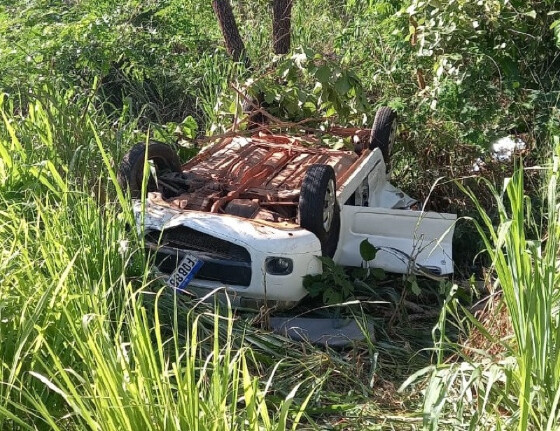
[167,253,203,291]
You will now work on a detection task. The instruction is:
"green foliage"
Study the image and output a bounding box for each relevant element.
[552,15,560,46]
[405,0,559,143]
[402,139,560,429]
[1,0,560,427]
[404,274,421,296]
[304,255,385,306]
[252,48,370,123]
[304,256,356,305]
[150,115,198,142]
[0,89,322,429]
[359,239,378,262]
[0,0,227,126]
[207,47,372,134]
[2,0,558,159]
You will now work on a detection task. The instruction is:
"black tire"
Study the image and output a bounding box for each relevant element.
[369,107,397,164]
[117,142,182,198]
[298,164,340,257]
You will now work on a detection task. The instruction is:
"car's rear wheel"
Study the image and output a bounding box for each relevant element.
[117,142,182,198]
[369,107,397,164]
[298,164,340,257]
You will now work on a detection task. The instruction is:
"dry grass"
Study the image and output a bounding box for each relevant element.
[464,292,514,362]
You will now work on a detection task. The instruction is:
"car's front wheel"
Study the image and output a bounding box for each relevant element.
[117,142,182,198]
[298,164,340,257]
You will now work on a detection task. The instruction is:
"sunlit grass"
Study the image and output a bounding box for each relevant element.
[401,138,560,430]
[0,191,315,429]
[0,91,321,429]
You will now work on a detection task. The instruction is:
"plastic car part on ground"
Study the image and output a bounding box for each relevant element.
[269,316,375,348]
[119,109,456,308]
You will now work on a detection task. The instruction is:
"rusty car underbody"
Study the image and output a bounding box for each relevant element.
[150,133,359,223]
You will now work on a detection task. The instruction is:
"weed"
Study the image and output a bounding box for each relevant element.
[401,138,560,429]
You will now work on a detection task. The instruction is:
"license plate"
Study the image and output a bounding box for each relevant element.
[167,253,204,291]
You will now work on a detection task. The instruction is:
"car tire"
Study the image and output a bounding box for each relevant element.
[117,141,182,198]
[298,164,340,257]
[369,107,397,164]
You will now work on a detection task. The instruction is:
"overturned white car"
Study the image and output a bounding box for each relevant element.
[118,108,456,307]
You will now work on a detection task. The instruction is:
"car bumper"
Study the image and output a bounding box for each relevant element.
[136,201,322,302]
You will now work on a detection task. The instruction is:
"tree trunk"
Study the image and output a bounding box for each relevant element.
[272,0,292,55]
[212,0,250,68]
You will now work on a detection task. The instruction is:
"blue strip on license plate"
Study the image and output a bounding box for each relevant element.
[167,253,204,291]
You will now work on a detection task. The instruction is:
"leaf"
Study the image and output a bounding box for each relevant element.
[340,278,354,297]
[407,275,421,296]
[369,268,386,280]
[264,90,276,104]
[351,267,368,279]
[297,89,307,103]
[315,65,331,84]
[360,239,377,261]
[334,76,350,95]
[325,106,337,117]
[180,116,198,139]
[302,101,317,113]
[284,101,298,115]
[305,280,326,298]
[323,288,342,305]
[551,20,560,47]
[227,99,238,114]
[317,255,336,270]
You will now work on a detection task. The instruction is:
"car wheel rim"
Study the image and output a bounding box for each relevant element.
[323,179,335,231]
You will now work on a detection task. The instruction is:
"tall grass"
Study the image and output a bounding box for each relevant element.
[0,192,314,429]
[0,92,318,429]
[401,138,560,430]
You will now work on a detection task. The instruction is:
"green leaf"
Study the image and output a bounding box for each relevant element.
[351,267,368,279]
[334,76,351,95]
[317,255,336,269]
[228,99,238,114]
[284,101,298,115]
[306,281,325,298]
[369,268,386,280]
[315,65,331,84]
[407,275,421,296]
[360,239,377,261]
[551,20,560,47]
[325,106,337,117]
[264,90,277,104]
[302,101,317,113]
[180,116,197,139]
[340,278,354,297]
[323,289,342,305]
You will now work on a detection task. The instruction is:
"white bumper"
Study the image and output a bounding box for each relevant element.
[135,201,322,302]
